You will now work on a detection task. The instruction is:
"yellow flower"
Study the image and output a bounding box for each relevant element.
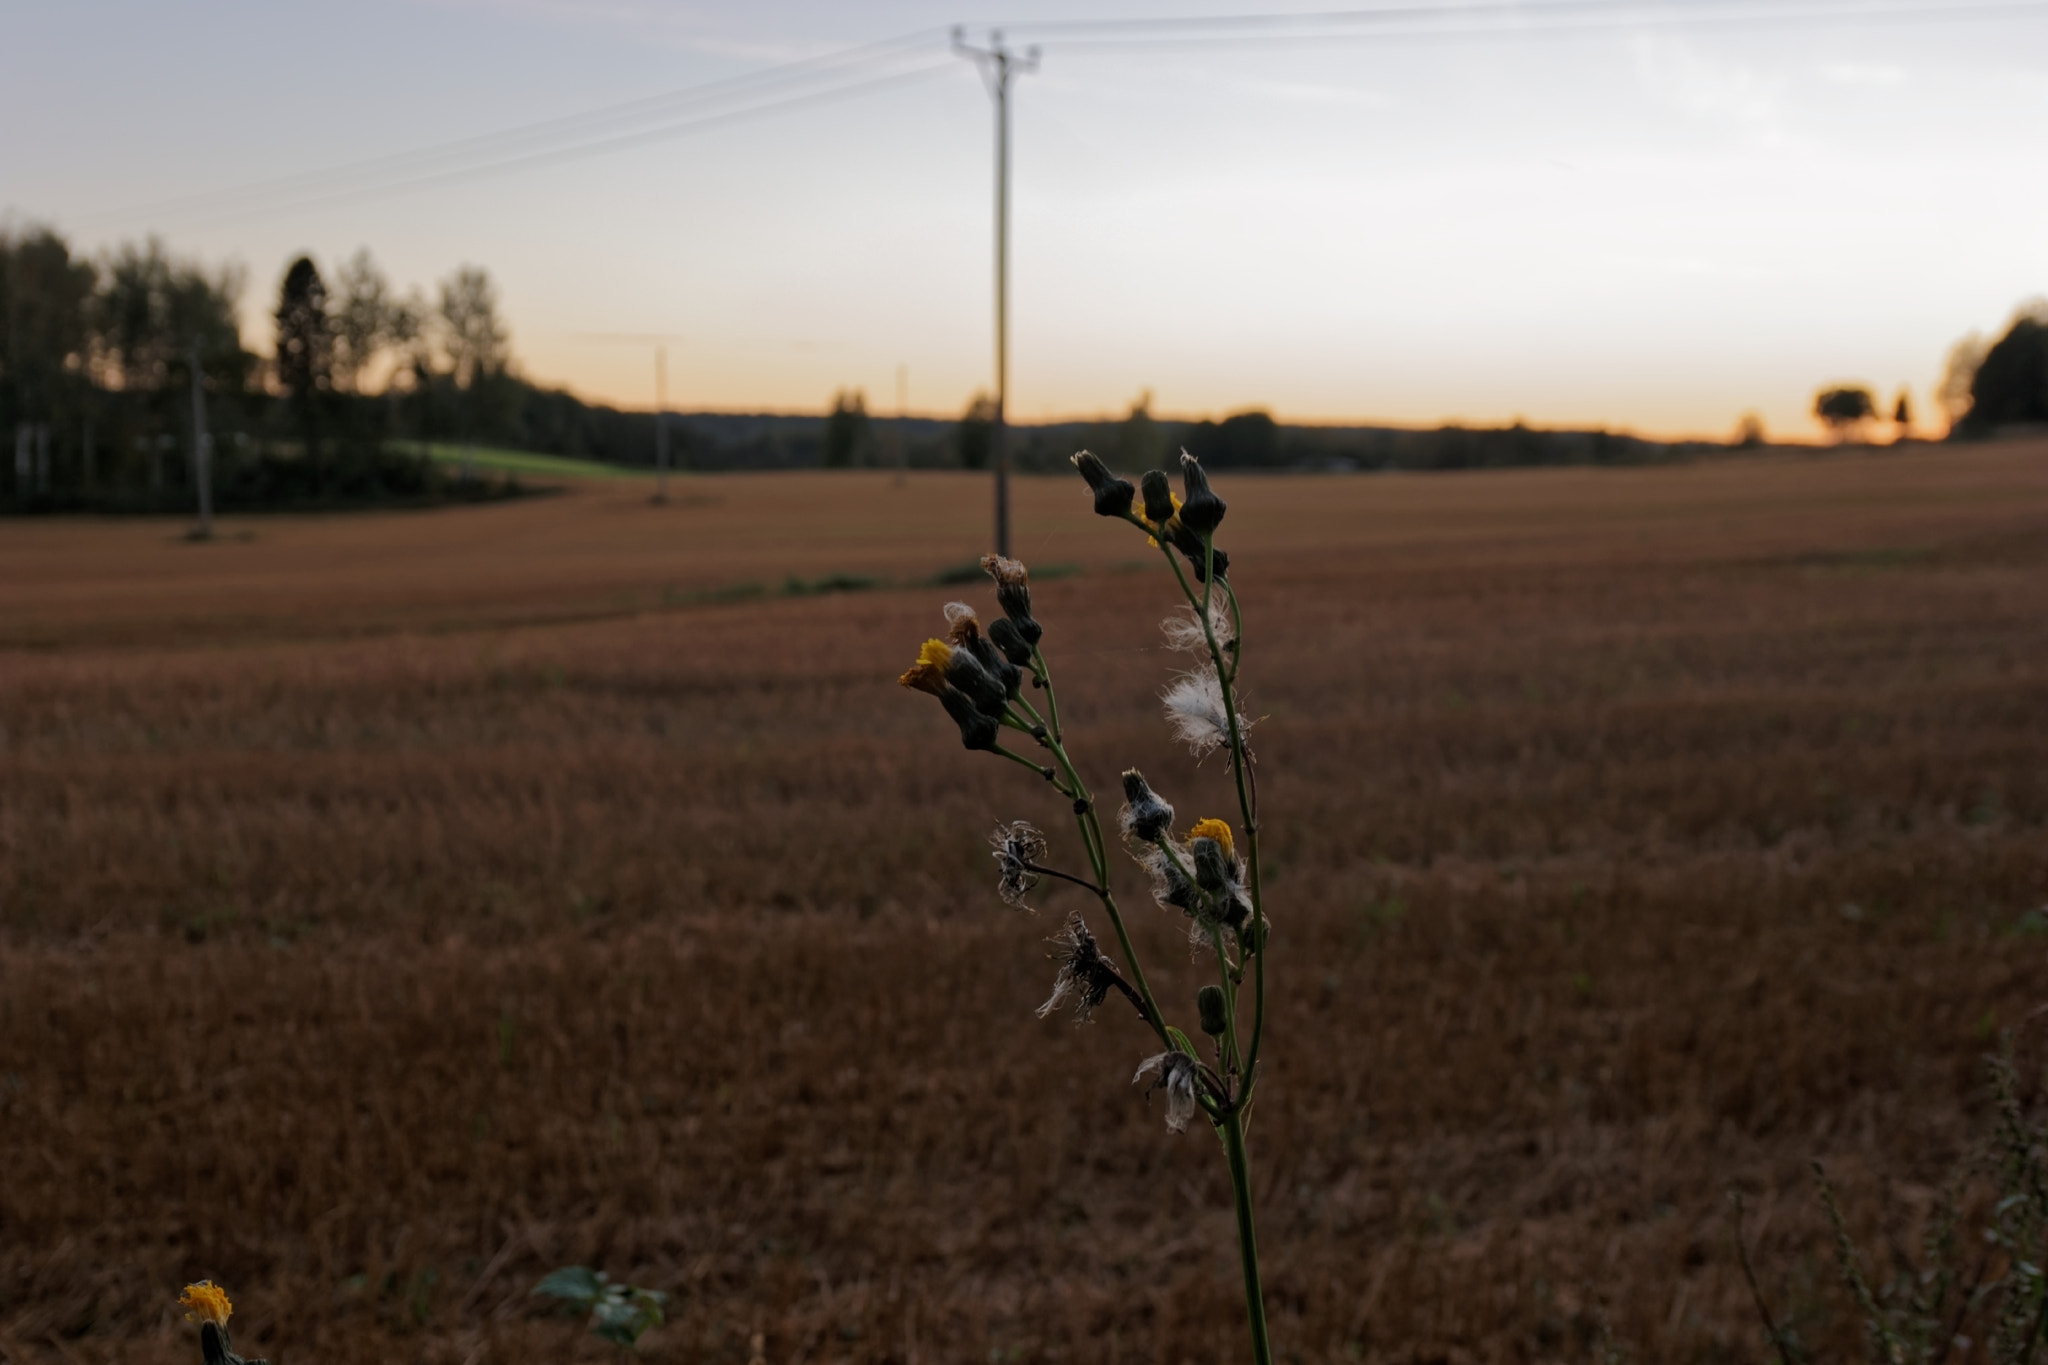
[1186,817,1235,861]
[179,1280,233,1328]
[1144,492,1185,547]
[897,637,954,696]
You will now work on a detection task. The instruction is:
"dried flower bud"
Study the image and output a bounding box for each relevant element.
[942,629,1013,716]
[986,616,1033,667]
[1071,450,1137,518]
[947,606,1022,700]
[1140,469,1178,525]
[1176,451,1226,533]
[1118,769,1176,843]
[1196,984,1229,1037]
[981,554,1043,644]
[938,686,1000,750]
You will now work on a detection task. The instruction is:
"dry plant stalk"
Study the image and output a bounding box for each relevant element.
[899,450,1275,1363]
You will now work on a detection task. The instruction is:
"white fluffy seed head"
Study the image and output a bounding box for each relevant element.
[1159,598,1235,655]
[1160,666,1250,765]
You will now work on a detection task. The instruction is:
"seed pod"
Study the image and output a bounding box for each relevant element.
[1196,984,1229,1037]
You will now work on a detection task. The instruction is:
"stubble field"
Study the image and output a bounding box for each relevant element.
[2,443,2046,1364]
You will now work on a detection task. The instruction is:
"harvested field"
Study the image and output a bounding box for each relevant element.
[3,443,2047,1364]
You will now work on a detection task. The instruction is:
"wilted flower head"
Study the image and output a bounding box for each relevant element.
[991,820,1047,910]
[1119,769,1176,843]
[900,638,1002,750]
[1133,1050,1201,1133]
[180,1281,233,1329]
[1161,666,1251,765]
[981,554,1043,644]
[898,637,953,697]
[1176,450,1226,533]
[1186,817,1252,930]
[1185,817,1235,863]
[1071,449,1137,518]
[1037,913,1119,1022]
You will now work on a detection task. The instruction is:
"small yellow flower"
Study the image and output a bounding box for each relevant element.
[897,637,954,695]
[1144,493,1185,546]
[179,1280,233,1328]
[1186,817,1235,861]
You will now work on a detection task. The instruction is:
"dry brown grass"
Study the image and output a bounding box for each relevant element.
[2,443,2046,1364]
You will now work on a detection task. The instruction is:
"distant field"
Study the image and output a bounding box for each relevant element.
[391,438,652,483]
[2,445,2046,1363]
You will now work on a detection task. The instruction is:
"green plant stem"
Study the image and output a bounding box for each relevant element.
[1154,531,1269,1096]
[1029,644,1064,740]
[1015,664,1176,1052]
[1222,1108,1274,1365]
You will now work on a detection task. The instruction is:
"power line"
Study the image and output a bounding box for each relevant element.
[993,0,2048,44]
[76,1,2047,232]
[75,30,954,231]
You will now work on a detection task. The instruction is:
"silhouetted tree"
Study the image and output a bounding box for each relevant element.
[1892,390,1912,431]
[1186,409,1279,467]
[1732,412,1766,448]
[2,227,96,495]
[92,238,248,395]
[331,249,419,395]
[438,265,508,389]
[275,256,333,460]
[956,392,996,470]
[1814,385,1877,441]
[436,265,513,458]
[1959,304,2048,436]
[822,389,875,468]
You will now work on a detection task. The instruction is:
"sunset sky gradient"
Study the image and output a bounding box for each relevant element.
[5,0,2046,439]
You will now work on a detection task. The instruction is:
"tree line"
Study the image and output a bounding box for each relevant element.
[0,226,526,511]
[11,220,2043,513]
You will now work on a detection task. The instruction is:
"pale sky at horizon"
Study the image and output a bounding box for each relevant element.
[4,0,2046,441]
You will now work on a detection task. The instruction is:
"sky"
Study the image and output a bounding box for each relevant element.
[4,0,2047,440]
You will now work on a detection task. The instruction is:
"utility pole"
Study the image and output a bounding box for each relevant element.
[953,26,1038,558]
[654,344,670,504]
[894,362,908,487]
[188,337,213,540]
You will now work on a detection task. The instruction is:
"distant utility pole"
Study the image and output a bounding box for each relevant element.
[894,362,908,487]
[654,344,671,504]
[188,337,214,540]
[573,330,689,498]
[953,26,1038,559]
